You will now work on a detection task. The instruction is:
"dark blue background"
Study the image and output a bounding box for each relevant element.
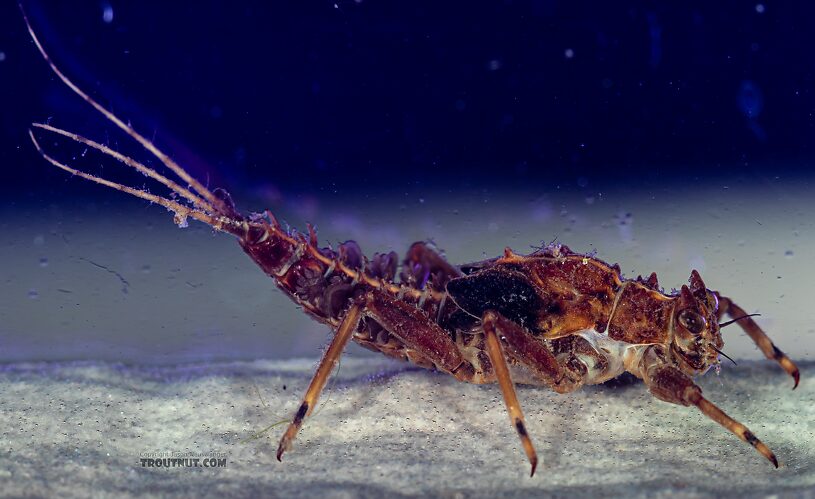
[3,1,814,198]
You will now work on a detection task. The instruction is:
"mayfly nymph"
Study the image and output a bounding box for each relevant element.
[22,8,800,476]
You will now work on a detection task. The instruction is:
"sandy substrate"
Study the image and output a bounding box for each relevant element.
[0,358,812,498]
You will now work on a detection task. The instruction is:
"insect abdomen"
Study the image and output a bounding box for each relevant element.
[239,228,399,323]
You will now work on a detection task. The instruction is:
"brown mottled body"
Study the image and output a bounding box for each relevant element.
[23,8,800,477]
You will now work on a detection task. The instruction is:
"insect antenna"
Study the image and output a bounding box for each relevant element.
[719,313,761,328]
[711,346,737,366]
[20,3,229,215]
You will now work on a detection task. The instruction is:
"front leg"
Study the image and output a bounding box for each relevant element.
[640,345,779,467]
[715,293,799,388]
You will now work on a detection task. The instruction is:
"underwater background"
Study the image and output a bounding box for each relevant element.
[1,1,814,364]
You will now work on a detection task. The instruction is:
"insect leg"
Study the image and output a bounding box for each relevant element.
[482,310,539,477]
[641,346,779,467]
[479,310,563,387]
[714,293,799,388]
[361,291,470,379]
[276,303,363,461]
[473,310,591,394]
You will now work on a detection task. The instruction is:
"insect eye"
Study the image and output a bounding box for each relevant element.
[678,309,706,335]
[706,291,719,313]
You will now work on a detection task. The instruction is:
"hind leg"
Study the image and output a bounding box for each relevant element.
[278,289,474,460]
[276,303,363,460]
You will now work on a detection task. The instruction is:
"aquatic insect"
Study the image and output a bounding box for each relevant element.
[22,9,800,476]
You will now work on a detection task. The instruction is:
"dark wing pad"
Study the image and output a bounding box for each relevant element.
[446,268,543,329]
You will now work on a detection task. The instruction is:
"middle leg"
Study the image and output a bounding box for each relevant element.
[362,292,542,475]
[482,310,539,476]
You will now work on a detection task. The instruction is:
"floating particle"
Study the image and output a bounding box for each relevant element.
[39,257,48,268]
[564,48,574,59]
[102,3,114,23]
[616,212,633,226]
[28,289,39,300]
[784,250,794,258]
[173,212,189,228]
[755,3,765,14]
[0,51,6,62]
